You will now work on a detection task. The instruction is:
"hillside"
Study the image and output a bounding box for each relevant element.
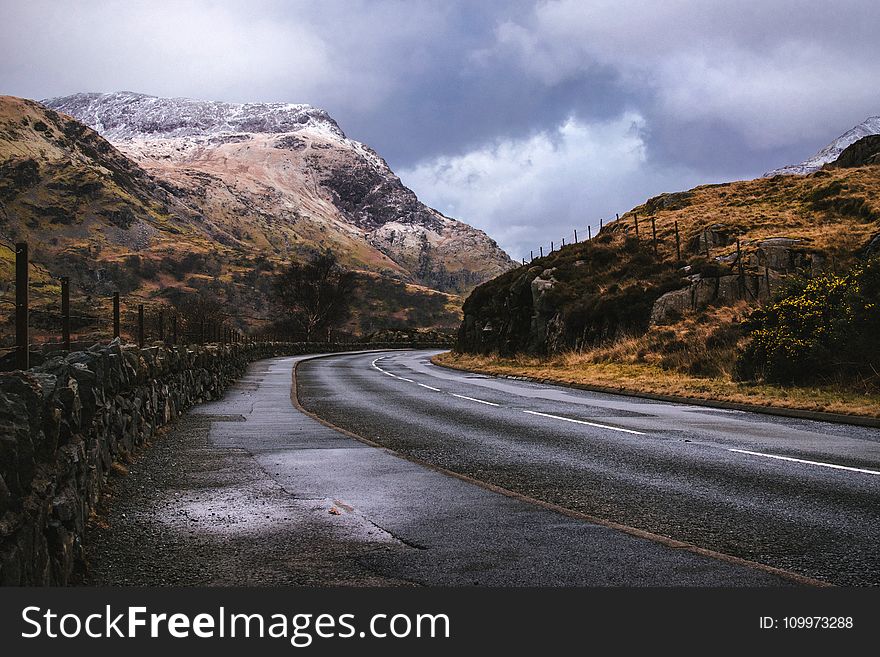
[459,157,880,361]
[0,94,514,344]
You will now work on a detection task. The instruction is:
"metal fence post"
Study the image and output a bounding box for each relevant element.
[138,304,144,346]
[172,314,178,345]
[15,242,28,370]
[587,225,591,240]
[61,276,70,351]
[158,309,165,343]
[539,246,543,257]
[634,213,639,237]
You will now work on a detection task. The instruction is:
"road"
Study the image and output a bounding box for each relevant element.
[295,350,880,586]
[86,353,806,586]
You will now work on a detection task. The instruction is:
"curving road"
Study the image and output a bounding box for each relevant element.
[296,350,880,586]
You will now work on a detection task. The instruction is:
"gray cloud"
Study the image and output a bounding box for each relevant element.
[1,0,878,259]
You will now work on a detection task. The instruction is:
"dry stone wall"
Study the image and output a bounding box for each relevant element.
[0,339,407,585]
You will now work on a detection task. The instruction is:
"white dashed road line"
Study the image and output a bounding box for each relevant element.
[523,410,646,435]
[450,393,500,407]
[728,449,880,476]
[370,354,880,477]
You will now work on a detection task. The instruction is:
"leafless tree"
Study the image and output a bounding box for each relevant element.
[273,250,356,341]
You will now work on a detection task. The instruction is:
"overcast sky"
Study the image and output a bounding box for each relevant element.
[2,0,879,259]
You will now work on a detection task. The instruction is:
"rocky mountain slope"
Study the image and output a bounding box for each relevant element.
[461,147,880,358]
[0,93,514,342]
[45,92,515,294]
[765,115,880,176]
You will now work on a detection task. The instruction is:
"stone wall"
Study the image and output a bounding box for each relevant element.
[0,340,411,585]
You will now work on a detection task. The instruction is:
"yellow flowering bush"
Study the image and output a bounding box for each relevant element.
[736,257,880,384]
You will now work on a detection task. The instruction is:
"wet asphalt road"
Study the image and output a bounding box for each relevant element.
[296,350,880,586]
[85,354,800,586]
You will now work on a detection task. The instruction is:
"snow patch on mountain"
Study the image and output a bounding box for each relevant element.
[765,116,880,176]
[45,91,344,140]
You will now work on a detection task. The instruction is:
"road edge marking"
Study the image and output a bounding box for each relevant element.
[290,352,831,589]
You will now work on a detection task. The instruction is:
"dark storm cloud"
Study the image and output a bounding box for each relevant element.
[1,0,878,258]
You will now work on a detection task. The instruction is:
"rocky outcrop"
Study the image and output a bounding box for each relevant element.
[649,236,821,324]
[0,339,408,585]
[831,135,880,168]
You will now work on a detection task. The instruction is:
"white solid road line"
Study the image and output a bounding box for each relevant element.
[728,448,880,476]
[451,393,500,407]
[418,383,441,391]
[523,410,646,435]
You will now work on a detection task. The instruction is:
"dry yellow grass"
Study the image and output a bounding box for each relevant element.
[620,166,880,264]
[433,350,880,418]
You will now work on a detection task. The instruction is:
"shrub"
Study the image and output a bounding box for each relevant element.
[736,257,880,384]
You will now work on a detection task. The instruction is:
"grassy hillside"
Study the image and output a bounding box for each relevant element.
[455,156,880,398]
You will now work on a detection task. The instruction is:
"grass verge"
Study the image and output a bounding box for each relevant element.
[432,351,880,420]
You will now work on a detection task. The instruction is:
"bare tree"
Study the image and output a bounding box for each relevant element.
[273,250,356,341]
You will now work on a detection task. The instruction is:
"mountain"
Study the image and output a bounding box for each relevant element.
[830,135,880,168]
[0,93,514,343]
[44,92,515,294]
[765,115,880,176]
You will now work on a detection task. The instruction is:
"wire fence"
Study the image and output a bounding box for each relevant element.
[518,213,627,265]
[1,240,294,369]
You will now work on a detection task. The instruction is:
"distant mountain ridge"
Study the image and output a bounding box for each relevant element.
[45,91,345,141]
[45,92,515,294]
[765,115,880,176]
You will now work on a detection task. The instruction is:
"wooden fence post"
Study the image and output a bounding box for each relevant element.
[15,242,28,370]
[587,225,591,240]
[113,292,120,339]
[539,246,543,257]
[61,276,70,351]
[574,229,578,243]
[137,304,144,347]
[651,216,657,255]
[674,221,681,262]
[172,315,178,345]
[634,213,639,237]
[158,309,164,343]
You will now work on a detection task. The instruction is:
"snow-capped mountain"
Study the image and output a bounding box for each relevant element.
[765,116,880,176]
[46,92,515,293]
[46,91,346,141]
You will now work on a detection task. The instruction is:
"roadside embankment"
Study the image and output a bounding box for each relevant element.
[432,351,880,427]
